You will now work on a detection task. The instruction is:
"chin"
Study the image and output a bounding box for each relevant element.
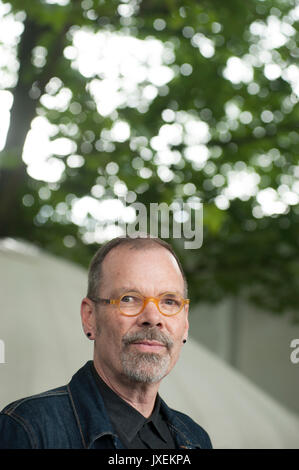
[121,352,170,384]
[125,369,167,384]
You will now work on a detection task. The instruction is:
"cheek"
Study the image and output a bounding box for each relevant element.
[168,340,183,372]
[167,329,183,356]
[95,316,119,347]
[96,325,123,366]
[107,326,123,347]
[98,316,134,350]
[170,318,188,342]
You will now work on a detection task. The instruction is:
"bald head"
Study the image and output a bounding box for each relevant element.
[87,235,188,301]
[99,244,186,300]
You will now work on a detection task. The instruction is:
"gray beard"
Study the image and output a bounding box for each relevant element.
[121,348,170,384]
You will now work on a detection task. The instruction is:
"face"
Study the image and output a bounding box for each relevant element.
[81,245,189,386]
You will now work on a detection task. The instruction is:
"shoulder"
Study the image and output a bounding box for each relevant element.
[0,386,69,449]
[1,385,69,415]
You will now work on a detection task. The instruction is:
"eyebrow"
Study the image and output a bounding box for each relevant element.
[110,287,183,298]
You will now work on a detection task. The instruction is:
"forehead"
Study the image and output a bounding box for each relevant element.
[100,245,184,295]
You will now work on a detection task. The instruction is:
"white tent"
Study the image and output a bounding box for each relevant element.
[0,238,298,449]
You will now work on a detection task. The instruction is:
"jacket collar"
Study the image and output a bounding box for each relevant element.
[67,361,123,449]
[67,361,201,449]
[159,399,202,449]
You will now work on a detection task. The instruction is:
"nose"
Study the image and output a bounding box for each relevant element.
[136,298,163,328]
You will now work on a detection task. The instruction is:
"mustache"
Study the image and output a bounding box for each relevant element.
[122,328,174,350]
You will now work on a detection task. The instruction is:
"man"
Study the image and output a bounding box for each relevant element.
[0,235,212,449]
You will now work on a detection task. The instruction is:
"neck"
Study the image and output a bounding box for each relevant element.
[93,356,160,418]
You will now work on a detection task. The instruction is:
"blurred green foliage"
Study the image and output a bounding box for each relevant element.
[0,0,299,318]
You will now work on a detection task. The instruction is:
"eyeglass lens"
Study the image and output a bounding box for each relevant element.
[119,293,183,316]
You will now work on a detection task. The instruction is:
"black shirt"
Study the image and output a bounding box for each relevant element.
[91,363,176,449]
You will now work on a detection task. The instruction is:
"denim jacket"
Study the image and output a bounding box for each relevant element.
[0,361,212,449]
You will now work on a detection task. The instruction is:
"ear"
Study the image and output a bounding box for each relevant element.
[183,303,189,340]
[80,297,97,339]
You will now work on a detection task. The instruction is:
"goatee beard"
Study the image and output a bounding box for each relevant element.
[121,328,173,384]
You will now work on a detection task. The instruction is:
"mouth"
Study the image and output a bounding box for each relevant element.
[130,341,167,353]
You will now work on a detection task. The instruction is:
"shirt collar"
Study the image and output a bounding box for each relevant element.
[147,395,169,443]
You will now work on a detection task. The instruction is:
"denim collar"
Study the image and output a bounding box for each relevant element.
[159,399,202,449]
[67,361,202,449]
[67,361,123,448]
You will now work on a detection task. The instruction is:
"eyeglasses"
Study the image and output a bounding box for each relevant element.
[89,291,190,317]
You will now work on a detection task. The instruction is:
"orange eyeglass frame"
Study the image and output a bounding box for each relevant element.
[89,292,190,317]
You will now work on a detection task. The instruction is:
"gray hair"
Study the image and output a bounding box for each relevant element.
[87,234,188,300]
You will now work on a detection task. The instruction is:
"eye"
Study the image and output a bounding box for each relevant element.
[120,294,143,304]
[164,298,175,305]
[162,297,181,306]
[121,295,135,303]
